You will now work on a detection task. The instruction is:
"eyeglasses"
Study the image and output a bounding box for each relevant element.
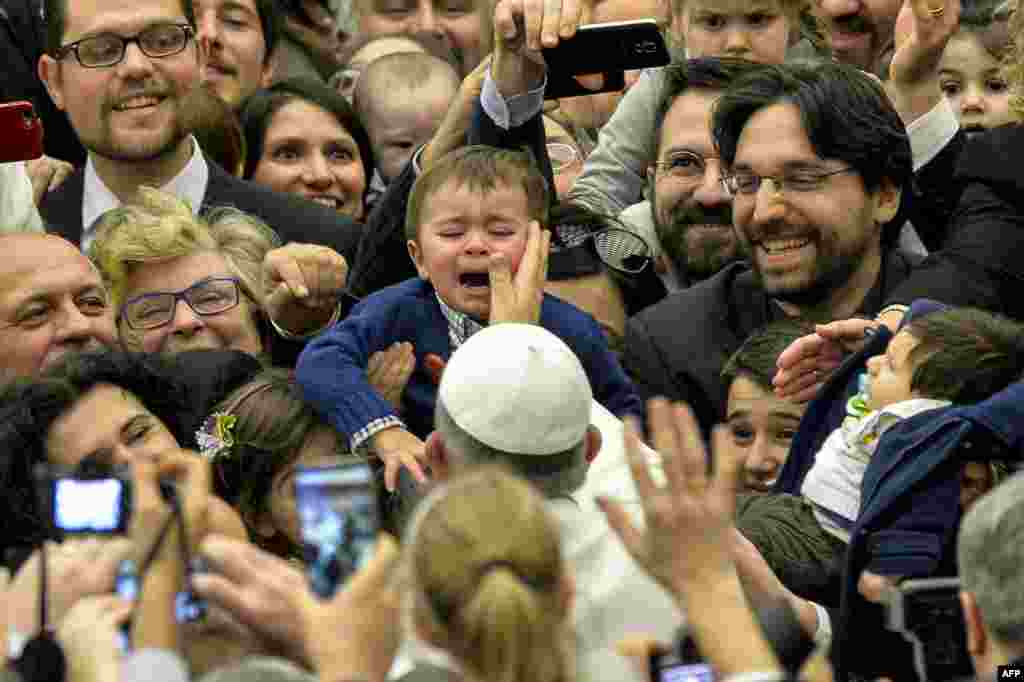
[556,226,652,274]
[652,150,717,182]
[721,167,857,198]
[120,277,241,330]
[55,23,194,68]
[547,142,581,173]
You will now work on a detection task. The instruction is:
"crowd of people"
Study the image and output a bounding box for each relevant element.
[1,0,1023,680]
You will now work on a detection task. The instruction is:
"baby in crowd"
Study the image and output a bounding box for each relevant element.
[296,145,640,491]
[736,305,1024,589]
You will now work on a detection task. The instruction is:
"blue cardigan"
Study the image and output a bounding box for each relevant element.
[296,277,642,443]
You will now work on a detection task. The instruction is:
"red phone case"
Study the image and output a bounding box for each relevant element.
[0,101,44,163]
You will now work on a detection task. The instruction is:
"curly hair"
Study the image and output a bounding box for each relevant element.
[0,351,193,561]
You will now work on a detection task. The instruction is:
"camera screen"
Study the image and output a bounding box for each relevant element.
[54,478,124,533]
[295,463,379,599]
[658,663,716,682]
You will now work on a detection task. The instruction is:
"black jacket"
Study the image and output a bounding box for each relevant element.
[886,125,1024,318]
[622,250,921,437]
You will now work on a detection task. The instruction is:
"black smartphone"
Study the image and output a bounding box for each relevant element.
[651,631,717,682]
[543,19,670,99]
[650,650,717,682]
[51,476,131,534]
[885,577,972,682]
[0,101,44,163]
[295,462,381,599]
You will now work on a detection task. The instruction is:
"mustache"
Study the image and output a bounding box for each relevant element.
[829,13,872,34]
[667,202,733,230]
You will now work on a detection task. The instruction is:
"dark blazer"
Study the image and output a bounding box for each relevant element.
[622,251,921,437]
[39,154,365,261]
[885,125,1024,319]
[297,277,643,442]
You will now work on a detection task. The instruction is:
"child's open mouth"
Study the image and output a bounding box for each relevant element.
[459,272,490,289]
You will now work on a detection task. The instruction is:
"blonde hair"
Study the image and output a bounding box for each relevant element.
[408,468,573,682]
[1003,0,1024,118]
[89,187,281,342]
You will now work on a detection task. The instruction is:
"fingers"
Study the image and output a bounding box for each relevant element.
[595,494,646,566]
[523,0,545,50]
[265,245,349,308]
[540,0,564,47]
[338,535,400,602]
[775,332,827,371]
[646,398,685,495]
[622,415,658,500]
[709,425,742,508]
[815,318,878,342]
[672,403,709,495]
[301,0,334,28]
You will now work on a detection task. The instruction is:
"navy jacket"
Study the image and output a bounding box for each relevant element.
[297,277,642,443]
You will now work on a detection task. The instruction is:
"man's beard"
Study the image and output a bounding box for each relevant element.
[88,87,195,163]
[655,202,740,280]
[749,233,866,308]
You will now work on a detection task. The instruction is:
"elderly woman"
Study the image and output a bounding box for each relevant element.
[89,187,346,368]
[240,78,374,220]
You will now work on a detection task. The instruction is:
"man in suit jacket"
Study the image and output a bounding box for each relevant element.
[622,62,921,437]
[35,0,362,261]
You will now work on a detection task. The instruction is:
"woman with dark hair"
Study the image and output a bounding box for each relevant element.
[201,368,363,561]
[240,77,374,220]
[0,350,257,569]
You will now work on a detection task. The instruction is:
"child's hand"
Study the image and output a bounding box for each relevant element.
[367,343,416,411]
[370,427,428,492]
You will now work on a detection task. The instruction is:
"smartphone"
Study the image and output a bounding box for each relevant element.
[650,650,717,682]
[651,630,717,682]
[0,101,44,163]
[51,476,130,534]
[543,19,670,99]
[885,577,972,682]
[295,462,381,599]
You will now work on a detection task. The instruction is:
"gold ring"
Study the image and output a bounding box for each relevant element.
[927,4,945,16]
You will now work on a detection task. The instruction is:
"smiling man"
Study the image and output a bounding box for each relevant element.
[622,62,921,436]
[814,0,902,75]
[35,0,362,263]
[194,0,278,110]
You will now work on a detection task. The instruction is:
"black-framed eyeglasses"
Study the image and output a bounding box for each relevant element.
[556,226,652,274]
[721,167,856,197]
[120,277,241,331]
[652,150,717,182]
[55,23,194,68]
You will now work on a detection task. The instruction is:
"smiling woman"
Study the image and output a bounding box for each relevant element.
[240,77,373,220]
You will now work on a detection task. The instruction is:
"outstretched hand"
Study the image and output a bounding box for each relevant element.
[772,318,878,403]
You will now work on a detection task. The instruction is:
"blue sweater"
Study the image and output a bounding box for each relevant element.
[296,277,642,443]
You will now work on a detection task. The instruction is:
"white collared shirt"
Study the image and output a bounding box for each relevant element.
[81,137,209,252]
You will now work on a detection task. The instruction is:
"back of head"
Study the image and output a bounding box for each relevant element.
[197,656,317,682]
[352,52,459,122]
[408,467,570,682]
[903,307,1024,403]
[958,471,1024,647]
[435,324,593,496]
[405,146,550,242]
[189,87,247,177]
[712,61,913,246]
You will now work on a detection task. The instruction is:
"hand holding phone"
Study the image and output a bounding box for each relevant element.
[542,20,670,99]
[885,577,972,682]
[0,102,44,163]
[295,462,382,599]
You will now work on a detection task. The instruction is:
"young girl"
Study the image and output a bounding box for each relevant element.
[938,0,1017,134]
